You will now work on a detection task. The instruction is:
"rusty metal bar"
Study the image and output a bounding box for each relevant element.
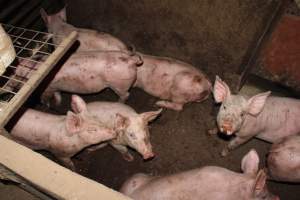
[237,0,288,90]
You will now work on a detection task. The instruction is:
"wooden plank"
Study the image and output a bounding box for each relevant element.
[0,129,132,200]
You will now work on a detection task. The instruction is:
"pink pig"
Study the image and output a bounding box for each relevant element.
[2,51,142,106]
[267,135,300,183]
[213,76,300,156]
[76,101,162,161]
[134,54,211,111]
[42,50,142,105]
[40,7,128,52]
[9,95,116,170]
[120,149,279,200]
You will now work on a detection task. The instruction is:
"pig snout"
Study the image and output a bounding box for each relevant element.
[143,151,155,160]
[220,120,233,135]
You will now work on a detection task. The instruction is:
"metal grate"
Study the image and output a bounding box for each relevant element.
[0,23,77,126]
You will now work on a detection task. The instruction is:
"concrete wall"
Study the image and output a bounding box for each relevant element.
[65,0,278,84]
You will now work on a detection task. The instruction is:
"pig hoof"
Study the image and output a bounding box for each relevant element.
[207,128,218,135]
[155,101,183,111]
[221,149,229,157]
[123,153,134,162]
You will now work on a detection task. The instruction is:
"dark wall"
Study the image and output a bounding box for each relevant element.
[0,0,64,29]
[65,0,278,84]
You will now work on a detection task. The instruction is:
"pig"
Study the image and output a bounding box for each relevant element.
[134,54,211,111]
[212,75,300,156]
[30,50,142,106]
[120,149,279,200]
[9,95,116,170]
[267,135,300,182]
[74,101,162,161]
[40,7,128,52]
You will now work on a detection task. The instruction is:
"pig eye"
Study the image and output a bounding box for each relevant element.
[223,105,226,110]
[128,132,137,140]
[240,112,245,117]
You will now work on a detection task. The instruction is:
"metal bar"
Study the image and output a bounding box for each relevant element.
[238,0,289,90]
[0,30,77,126]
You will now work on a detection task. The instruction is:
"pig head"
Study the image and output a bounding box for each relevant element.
[213,75,271,135]
[40,7,67,35]
[111,109,163,161]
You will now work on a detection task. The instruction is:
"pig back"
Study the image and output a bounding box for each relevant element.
[253,96,300,142]
[51,51,137,93]
[135,54,200,98]
[267,135,300,182]
[87,102,138,127]
[126,167,251,200]
[10,109,62,149]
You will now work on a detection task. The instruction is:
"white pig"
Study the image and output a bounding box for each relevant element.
[267,135,300,182]
[73,101,162,161]
[213,75,300,156]
[134,54,211,111]
[40,7,128,52]
[1,52,142,106]
[10,95,116,170]
[120,149,279,200]
[40,50,142,106]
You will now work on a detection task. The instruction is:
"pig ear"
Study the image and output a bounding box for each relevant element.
[253,170,267,196]
[65,111,82,135]
[241,149,259,174]
[116,113,130,130]
[245,91,271,116]
[140,108,163,123]
[71,95,87,114]
[57,7,67,21]
[213,75,231,103]
[40,8,50,24]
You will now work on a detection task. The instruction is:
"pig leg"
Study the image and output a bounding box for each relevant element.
[221,135,253,156]
[41,88,55,107]
[207,127,219,135]
[85,143,107,152]
[118,92,130,103]
[111,87,130,102]
[53,92,62,106]
[111,143,134,161]
[155,100,183,111]
[57,156,75,171]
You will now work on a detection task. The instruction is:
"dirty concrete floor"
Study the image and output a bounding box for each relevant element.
[1,0,300,199]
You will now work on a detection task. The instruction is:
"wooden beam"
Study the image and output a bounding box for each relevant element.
[0,129,131,200]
